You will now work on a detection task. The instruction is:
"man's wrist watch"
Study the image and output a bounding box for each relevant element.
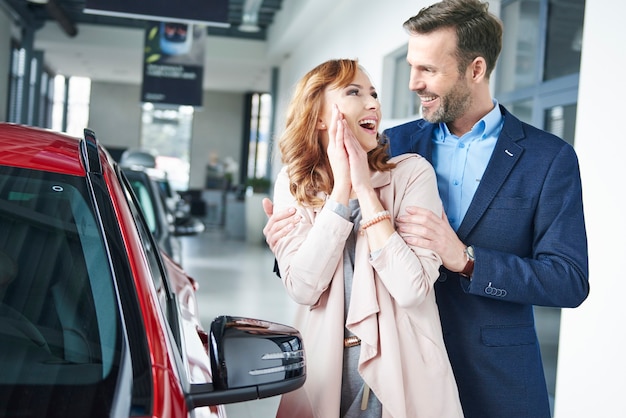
[459,245,475,278]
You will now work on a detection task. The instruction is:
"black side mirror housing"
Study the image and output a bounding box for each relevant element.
[186,316,305,409]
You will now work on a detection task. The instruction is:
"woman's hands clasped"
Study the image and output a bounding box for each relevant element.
[327,104,372,202]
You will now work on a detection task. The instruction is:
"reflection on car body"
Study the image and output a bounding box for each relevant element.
[0,123,305,418]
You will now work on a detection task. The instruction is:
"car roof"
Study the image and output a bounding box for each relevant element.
[0,123,86,176]
[119,149,156,168]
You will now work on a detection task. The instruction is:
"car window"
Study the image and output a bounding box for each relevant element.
[128,179,158,234]
[0,167,123,416]
[120,172,176,333]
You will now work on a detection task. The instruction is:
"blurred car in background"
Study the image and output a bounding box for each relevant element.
[143,166,205,236]
[122,167,183,265]
[0,123,305,417]
[120,150,204,239]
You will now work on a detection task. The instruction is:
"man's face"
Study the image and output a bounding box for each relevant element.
[406,27,472,124]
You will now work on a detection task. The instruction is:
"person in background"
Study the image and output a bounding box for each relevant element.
[263,1,589,417]
[270,58,463,418]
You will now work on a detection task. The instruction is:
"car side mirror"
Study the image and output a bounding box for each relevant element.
[186,315,305,409]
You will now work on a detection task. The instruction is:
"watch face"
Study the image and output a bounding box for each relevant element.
[466,245,475,260]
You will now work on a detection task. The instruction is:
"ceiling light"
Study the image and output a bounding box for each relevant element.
[238,0,262,33]
[238,16,260,32]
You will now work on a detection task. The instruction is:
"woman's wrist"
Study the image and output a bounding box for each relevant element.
[330,184,351,206]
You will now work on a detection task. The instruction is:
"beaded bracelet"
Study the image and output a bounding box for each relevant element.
[360,210,391,231]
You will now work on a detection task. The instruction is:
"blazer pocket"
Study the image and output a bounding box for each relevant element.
[481,324,537,347]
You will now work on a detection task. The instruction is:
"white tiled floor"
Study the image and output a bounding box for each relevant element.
[180,225,560,418]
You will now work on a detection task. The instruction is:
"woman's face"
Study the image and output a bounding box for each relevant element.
[320,69,381,152]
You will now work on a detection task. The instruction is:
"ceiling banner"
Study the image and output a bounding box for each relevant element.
[141,22,205,107]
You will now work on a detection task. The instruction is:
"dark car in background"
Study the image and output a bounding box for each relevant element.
[0,123,305,417]
[140,166,206,236]
[122,167,184,265]
[120,153,205,260]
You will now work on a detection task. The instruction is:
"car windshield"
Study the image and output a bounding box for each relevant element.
[0,166,124,417]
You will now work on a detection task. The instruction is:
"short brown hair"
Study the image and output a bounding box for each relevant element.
[404,0,503,78]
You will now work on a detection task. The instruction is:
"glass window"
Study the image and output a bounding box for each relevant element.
[140,104,193,191]
[508,99,533,125]
[51,75,67,132]
[66,77,92,138]
[0,167,122,416]
[247,92,272,181]
[37,71,50,128]
[544,0,585,80]
[391,49,421,120]
[382,45,420,124]
[544,104,577,146]
[496,0,541,94]
[7,46,26,123]
[496,0,585,96]
[6,43,90,132]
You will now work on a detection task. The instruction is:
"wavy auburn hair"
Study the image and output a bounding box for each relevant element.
[279,59,395,208]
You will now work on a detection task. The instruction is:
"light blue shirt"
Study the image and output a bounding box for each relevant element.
[432,101,503,231]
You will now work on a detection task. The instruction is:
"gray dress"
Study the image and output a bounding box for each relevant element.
[339,199,383,418]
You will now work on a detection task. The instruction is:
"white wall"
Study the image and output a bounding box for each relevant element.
[88,81,143,148]
[88,82,245,189]
[553,1,626,416]
[270,0,428,147]
[190,90,245,189]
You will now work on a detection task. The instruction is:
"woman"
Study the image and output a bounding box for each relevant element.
[272,59,463,418]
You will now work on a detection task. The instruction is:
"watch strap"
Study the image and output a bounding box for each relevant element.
[459,258,474,278]
[459,246,474,278]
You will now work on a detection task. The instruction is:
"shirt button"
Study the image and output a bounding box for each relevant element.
[458,143,465,149]
[453,180,459,186]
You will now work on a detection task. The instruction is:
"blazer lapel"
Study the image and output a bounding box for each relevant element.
[456,108,525,240]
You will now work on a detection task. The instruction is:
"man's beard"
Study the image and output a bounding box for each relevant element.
[421,79,472,124]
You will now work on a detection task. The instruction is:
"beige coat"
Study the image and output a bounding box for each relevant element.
[273,154,464,418]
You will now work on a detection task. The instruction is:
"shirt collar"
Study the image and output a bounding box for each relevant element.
[435,99,502,143]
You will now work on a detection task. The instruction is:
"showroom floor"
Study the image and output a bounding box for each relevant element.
[180,226,560,418]
[180,226,294,417]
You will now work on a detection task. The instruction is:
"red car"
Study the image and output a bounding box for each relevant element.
[0,123,305,417]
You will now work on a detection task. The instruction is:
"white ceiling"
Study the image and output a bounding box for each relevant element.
[33,21,275,93]
[19,0,336,94]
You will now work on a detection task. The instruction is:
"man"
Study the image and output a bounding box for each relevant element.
[263,1,589,417]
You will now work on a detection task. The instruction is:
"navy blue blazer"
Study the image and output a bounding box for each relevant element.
[383,105,589,418]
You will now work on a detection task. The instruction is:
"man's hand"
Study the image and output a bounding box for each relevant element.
[396,206,467,273]
[262,198,301,252]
